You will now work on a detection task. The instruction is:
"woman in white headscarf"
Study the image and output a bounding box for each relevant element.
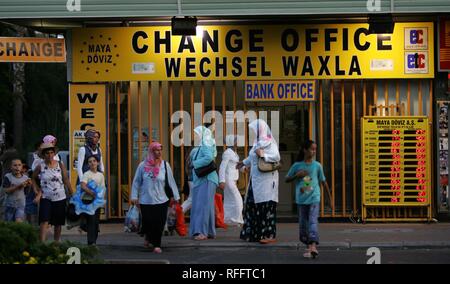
[189,126,218,240]
[219,135,243,226]
[237,119,280,244]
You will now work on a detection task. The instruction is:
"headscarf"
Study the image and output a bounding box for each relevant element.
[85,129,101,150]
[144,141,162,179]
[248,119,276,149]
[225,135,237,149]
[193,125,217,158]
[43,135,57,145]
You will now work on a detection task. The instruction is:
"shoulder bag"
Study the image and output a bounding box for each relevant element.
[255,120,282,172]
[164,161,174,199]
[258,157,282,172]
[193,147,217,177]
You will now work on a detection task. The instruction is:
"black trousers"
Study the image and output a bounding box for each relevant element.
[81,209,100,245]
[140,202,169,248]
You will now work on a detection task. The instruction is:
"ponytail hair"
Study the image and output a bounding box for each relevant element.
[296,139,315,162]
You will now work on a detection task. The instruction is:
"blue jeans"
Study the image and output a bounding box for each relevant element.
[5,206,25,222]
[298,203,320,245]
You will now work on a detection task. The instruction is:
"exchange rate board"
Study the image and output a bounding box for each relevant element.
[362,117,430,206]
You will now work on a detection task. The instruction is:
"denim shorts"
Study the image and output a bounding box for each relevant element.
[4,206,25,221]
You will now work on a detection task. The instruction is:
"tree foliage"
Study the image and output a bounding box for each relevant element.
[0,24,68,161]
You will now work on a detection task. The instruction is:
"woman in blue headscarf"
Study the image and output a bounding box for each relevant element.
[189,126,218,240]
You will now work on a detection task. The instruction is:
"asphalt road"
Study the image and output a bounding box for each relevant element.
[98,246,450,264]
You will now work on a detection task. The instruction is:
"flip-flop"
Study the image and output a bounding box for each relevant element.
[259,238,277,244]
[310,249,319,258]
[194,234,207,241]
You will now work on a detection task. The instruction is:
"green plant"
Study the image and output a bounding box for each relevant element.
[30,241,102,264]
[0,222,102,264]
[0,225,27,263]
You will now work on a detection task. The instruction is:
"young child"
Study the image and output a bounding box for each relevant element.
[79,155,106,245]
[218,135,243,227]
[2,159,32,222]
[22,163,38,226]
[285,140,330,259]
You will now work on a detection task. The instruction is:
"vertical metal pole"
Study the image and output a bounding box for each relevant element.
[116,84,121,217]
[127,83,132,212]
[331,82,335,217]
[396,81,400,116]
[341,82,346,216]
[384,81,389,116]
[233,81,237,151]
[418,81,422,115]
[309,99,313,139]
[363,81,367,116]
[222,81,226,152]
[374,82,378,116]
[159,81,163,146]
[212,81,216,141]
[201,81,205,120]
[137,82,142,162]
[169,82,174,169]
[180,82,185,202]
[352,82,356,215]
[106,84,111,218]
[319,81,324,216]
[191,82,194,143]
[407,81,411,115]
[148,82,152,142]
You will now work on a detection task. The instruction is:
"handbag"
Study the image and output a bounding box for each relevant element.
[193,147,217,177]
[255,120,282,173]
[258,157,282,172]
[164,161,174,199]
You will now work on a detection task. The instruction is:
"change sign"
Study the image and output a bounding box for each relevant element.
[0,37,66,62]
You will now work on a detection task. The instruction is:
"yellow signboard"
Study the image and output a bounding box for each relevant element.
[69,84,107,217]
[72,23,434,82]
[0,37,66,62]
[245,80,315,101]
[361,117,431,207]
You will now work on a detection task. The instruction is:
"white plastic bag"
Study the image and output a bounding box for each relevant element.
[164,201,177,235]
[124,205,141,233]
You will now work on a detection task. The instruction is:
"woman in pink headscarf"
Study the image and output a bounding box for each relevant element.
[130,142,180,253]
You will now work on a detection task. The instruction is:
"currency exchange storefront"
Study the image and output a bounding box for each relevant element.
[67,22,435,221]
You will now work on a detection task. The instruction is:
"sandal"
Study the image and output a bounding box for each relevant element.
[153,247,162,254]
[310,248,319,258]
[259,238,277,244]
[194,234,207,241]
[303,248,313,258]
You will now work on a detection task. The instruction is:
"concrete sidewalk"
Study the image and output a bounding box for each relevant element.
[61,222,450,249]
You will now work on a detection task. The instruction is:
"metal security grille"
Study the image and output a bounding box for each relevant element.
[106,79,433,220]
[316,79,433,221]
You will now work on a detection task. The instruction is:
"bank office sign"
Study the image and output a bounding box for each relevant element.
[71,22,434,82]
[245,80,315,102]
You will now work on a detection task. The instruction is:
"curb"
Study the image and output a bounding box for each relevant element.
[105,259,171,264]
[95,241,450,251]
